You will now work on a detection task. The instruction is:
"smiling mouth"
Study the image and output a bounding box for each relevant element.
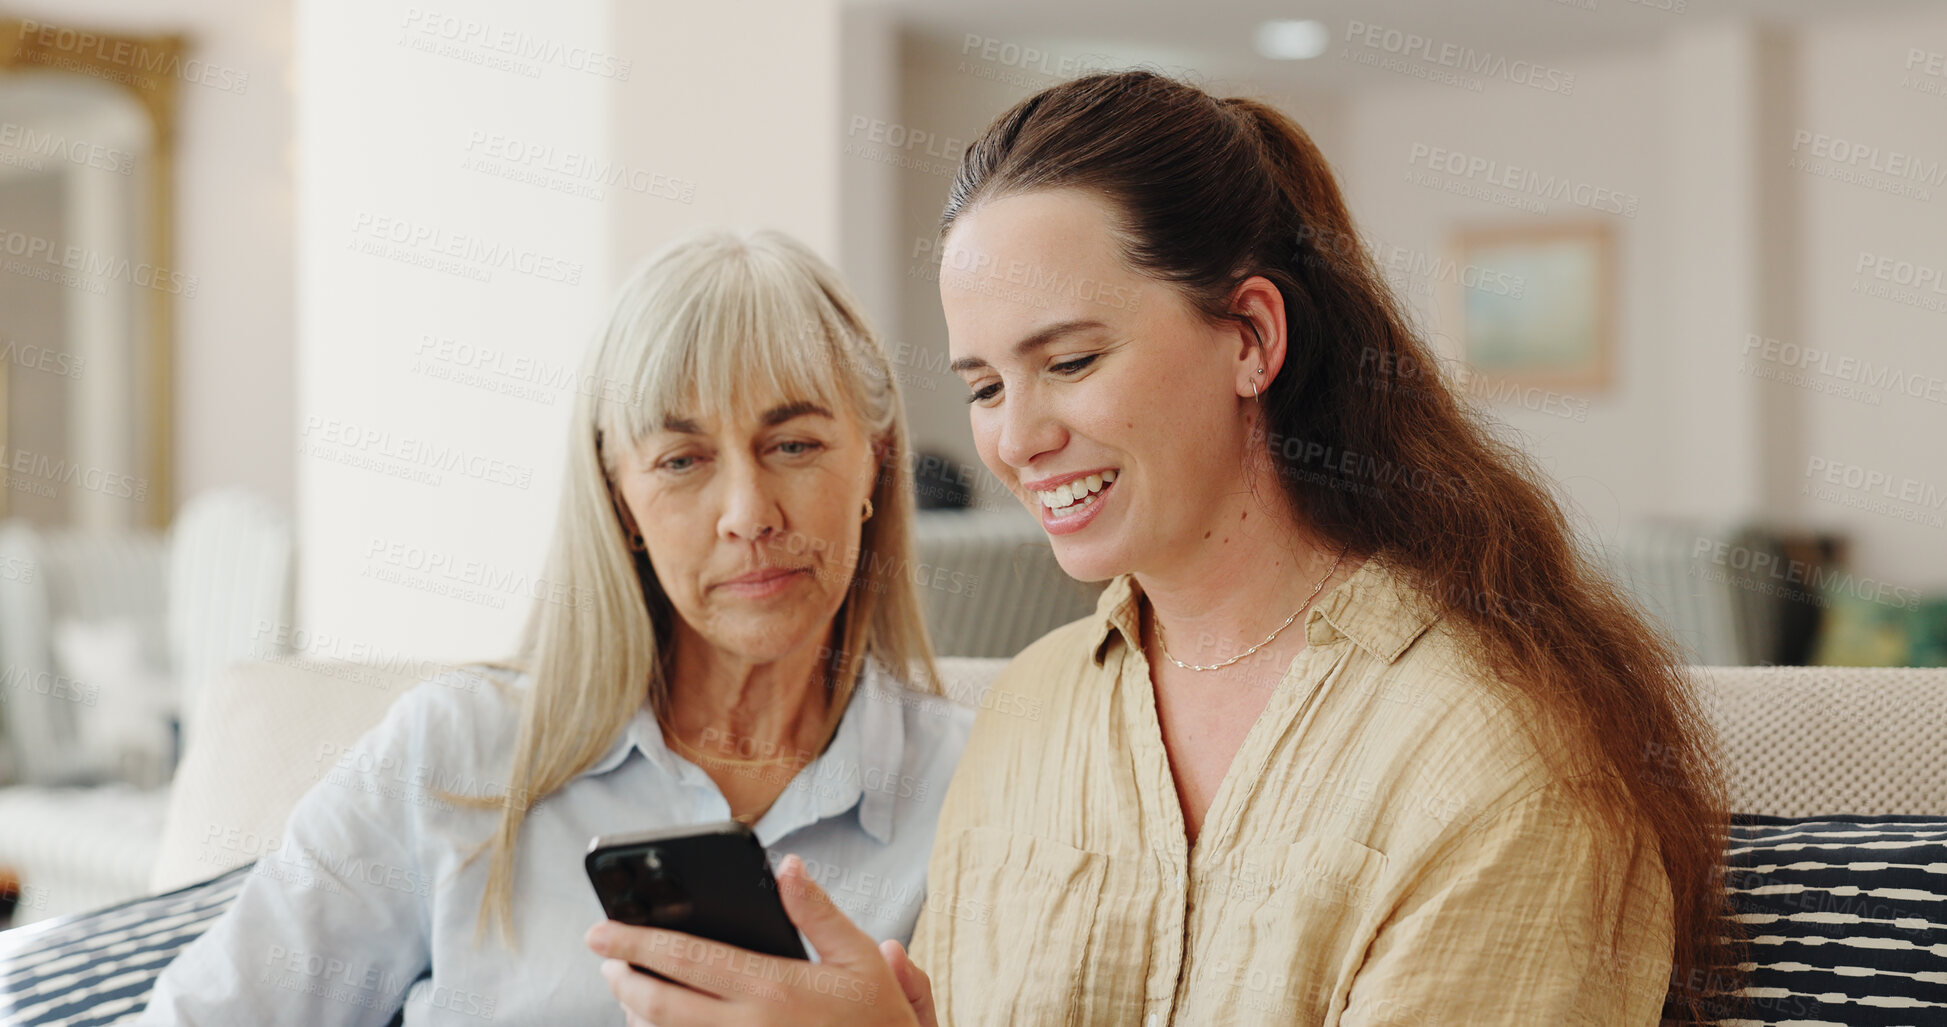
[1033,469,1117,514]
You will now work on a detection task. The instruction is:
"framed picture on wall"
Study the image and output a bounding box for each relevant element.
[1450,221,1615,391]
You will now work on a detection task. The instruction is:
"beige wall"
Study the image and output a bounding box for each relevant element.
[293,0,855,660]
[1336,12,1945,588]
[1790,7,1947,586]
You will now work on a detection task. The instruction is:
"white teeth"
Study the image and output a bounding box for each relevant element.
[1033,470,1118,511]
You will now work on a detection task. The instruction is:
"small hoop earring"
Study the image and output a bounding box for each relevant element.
[1251,368,1265,400]
[861,498,875,521]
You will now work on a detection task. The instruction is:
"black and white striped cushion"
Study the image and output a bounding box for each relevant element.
[1715,814,1947,1025]
[0,864,415,1027]
[0,865,251,1026]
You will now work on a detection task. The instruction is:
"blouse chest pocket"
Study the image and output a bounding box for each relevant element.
[928,825,1110,1027]
[1186,834,1389,1024]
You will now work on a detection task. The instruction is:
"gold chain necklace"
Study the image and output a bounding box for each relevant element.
[1154,547,1348,672]
[659,721,810,824]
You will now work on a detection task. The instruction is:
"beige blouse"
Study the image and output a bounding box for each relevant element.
[910,557,1675,1026]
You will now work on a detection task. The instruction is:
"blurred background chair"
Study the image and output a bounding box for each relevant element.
[0,489,293,924]
[911,508,1101,659]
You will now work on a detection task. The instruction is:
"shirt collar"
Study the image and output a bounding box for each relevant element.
[1086,553,1442,667]
[577,656,905,845]
[845,660,905,844]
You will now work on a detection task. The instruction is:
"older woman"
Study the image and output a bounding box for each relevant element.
[137,230,972,1025]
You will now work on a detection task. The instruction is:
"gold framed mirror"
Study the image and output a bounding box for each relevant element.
[0,16,185,529]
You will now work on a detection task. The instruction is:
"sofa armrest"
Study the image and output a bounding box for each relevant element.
[149,658,427,891]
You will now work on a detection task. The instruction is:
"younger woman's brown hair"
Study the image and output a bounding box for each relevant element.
[940,70,1741,1023]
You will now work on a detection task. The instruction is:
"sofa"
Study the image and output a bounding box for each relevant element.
[4,658,1945,1026]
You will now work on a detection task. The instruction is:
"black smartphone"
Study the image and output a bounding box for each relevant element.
[585,820,809,981]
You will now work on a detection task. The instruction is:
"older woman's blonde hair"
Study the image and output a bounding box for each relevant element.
[454,229,937,946]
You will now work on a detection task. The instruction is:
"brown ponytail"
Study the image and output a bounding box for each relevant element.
[942,71,1742,1023]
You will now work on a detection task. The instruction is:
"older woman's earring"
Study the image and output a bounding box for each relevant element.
[861,498,875,522]
[1252,367,1265,400]
[627,530,645,551]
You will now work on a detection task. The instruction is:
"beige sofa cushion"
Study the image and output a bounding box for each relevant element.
[149,658,425,891]
[1691,664,1947,817]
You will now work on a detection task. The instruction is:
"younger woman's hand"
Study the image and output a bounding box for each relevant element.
[584,854,937,1027]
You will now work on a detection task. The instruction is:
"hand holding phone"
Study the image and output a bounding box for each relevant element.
[584,843,939,1027]
[585,819,808,978]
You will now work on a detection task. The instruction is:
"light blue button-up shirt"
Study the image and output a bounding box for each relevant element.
[138,659,973,1026]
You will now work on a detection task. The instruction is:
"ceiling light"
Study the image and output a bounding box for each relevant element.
[1254,19,1329,61]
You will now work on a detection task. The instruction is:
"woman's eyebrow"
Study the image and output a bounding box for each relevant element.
[657,401,833,435]
[949,318,1107,373]
[761,401,833,426]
